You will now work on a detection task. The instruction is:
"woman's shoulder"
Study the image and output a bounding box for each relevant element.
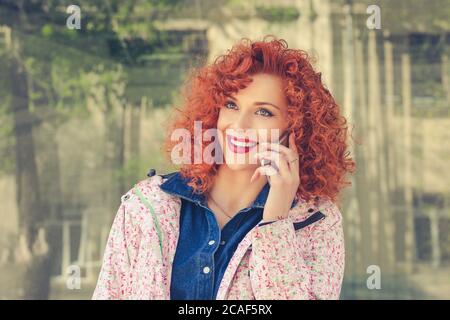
[118,170,182,217]
[291,195,343,233]
[313,196,343,232]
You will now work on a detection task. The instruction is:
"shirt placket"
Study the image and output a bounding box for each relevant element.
[197,202,221,299]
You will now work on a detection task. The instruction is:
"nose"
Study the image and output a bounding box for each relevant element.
[233,111,252,131]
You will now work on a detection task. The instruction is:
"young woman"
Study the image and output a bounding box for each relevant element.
[92,36,355,300]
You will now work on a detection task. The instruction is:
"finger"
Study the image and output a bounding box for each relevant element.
[254,150,290,177]
[259,165,278,177]
[250,168,260,183]
[288,132,300,173]
[259,141,298,163]
[250,165,276,184]
[289,132,298,152]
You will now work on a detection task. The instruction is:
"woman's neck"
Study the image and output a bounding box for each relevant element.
[207,165,267,217]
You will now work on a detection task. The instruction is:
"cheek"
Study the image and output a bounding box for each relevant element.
[252,119,284,132]
[216,111,228,144]
[217,109,232,129]
[253,121,289,142]
[216,110,224,126]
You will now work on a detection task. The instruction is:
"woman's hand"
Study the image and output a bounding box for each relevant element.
[250,132,300,222]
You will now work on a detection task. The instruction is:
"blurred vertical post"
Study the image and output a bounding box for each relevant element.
[429,207,441,268]
[442,54,450,115]
[61,221,70,277]
[382,29,398,287]
[368,29,395,279]
[353,22,378,292]
[353,27,370,285]
[366,30,381,273]
[401,52,415,275]
[383,31,398,200]
[7,9,51,298]
[341,1,360,296]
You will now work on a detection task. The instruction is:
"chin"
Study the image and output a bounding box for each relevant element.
[223,153,259,171]
[224,162,256,171]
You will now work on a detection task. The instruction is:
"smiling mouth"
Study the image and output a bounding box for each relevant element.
[226,135,258,154]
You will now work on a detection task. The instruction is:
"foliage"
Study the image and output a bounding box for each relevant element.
[255,6,300,23]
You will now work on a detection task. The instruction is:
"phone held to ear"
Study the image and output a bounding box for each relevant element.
[278,129,290,147]
[260,130,290,185]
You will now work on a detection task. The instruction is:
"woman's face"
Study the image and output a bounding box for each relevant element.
[217,72,289,171]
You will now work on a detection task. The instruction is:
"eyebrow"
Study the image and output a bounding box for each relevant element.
[228,96,280,111]
[254,101,280,110]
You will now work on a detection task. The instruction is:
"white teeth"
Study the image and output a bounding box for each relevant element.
[231,139,257,148]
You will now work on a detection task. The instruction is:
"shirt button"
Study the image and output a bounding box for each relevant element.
[203,266,211,274]
[220,240,226,245]
[208,240,215,246]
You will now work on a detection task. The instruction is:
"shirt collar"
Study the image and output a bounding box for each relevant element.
[159,171,299,210]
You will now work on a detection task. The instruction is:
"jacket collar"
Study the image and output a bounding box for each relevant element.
[159,171,298,210]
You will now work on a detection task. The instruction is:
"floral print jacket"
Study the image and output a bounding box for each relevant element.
[92,174,345,300]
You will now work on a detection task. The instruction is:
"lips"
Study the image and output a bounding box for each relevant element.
[229,135,257,143]
[226,134,258,154]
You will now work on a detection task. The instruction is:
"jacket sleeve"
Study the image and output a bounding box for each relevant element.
[92,194,140,300]
[249,201,345,300]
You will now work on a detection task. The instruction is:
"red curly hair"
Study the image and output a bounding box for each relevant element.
[163,36,355,204]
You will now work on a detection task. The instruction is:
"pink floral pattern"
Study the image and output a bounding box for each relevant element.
[92,175,345,300]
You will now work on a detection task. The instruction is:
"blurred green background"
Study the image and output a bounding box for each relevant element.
[0,0,449,299]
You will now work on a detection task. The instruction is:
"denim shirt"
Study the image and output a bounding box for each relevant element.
[158,171,299,300]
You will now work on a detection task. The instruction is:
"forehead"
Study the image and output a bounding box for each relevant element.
[233,73,287,107]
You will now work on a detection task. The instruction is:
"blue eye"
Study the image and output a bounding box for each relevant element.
[224,101,238,109]
[223,101,274,118]
[256,108,274,117]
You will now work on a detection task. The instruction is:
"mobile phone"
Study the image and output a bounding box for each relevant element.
[278,129,290,147]
[260,129,290,184]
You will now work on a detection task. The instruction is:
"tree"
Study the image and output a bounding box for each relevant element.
[0,0,183,299]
